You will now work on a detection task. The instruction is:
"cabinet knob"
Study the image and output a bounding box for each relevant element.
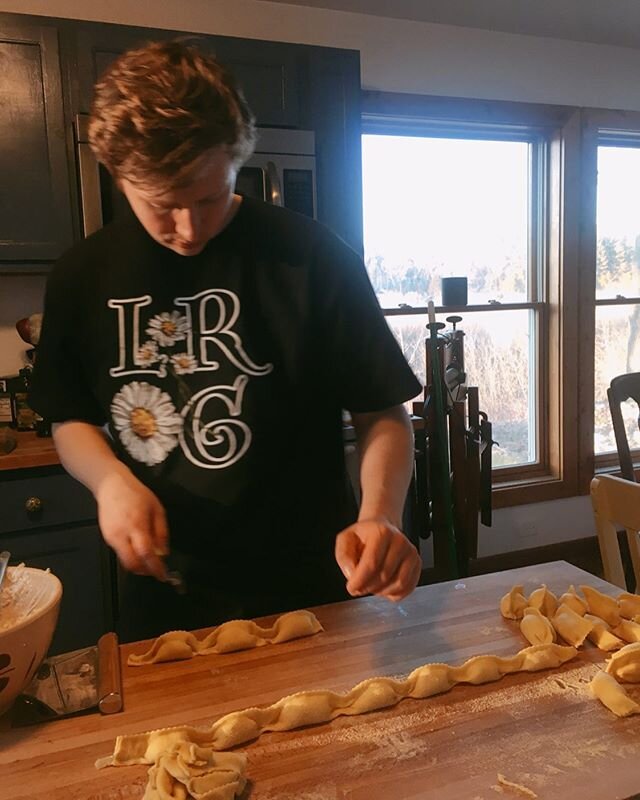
[25,496,43,514]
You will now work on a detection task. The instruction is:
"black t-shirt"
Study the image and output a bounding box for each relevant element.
[30,198,420,561]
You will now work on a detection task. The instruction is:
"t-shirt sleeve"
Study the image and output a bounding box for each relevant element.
[29,258,106,426]
[312,230,422,413]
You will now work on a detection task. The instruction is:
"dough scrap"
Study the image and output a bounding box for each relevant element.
[500,585,528,619]
[527,585,558,618]
[580,585,621,628]
[520,607,555,646]
[584,614,625,651]
[127,610,323,666]
[496,772,538,798]
[144,744,246,800]
[605,641,640,682]
[551,603,594,647]
[99,643,577,770]
[589,670,640,718]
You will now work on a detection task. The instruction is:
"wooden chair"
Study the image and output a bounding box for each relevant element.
[590,474,640,590]
[608,372,640,481]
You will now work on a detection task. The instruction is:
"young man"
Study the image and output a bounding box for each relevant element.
[30,41,423,642]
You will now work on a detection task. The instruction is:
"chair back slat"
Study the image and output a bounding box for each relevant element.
[590,474,640,591]
[607,372,640,482]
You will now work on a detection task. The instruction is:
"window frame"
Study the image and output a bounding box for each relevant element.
[578,109,640,486]
[361,91,581,508]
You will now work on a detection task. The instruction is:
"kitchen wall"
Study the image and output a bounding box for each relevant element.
[421,495,596,567]
[0,276,46,376]
[1,0,615,549]
[3,0,640,108]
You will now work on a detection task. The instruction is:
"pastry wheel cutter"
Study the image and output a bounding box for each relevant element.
[11,631,123,726]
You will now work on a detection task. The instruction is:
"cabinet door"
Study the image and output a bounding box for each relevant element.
[306,48,363,254]
[0,19,74,261]
[70,23,174,115]
[2,524,114,655]
[199,36,303,128]
[0,471,96,535]
[71,23,302,128]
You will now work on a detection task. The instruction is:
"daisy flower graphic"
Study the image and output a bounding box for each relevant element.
[135,340,160,367]
[170,352,198,375]
[146,311,189,347]
[111,382,183,466]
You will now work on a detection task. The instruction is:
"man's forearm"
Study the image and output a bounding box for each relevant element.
[52,420,130,496]
[53,421,169,578]
[351,405,415,528]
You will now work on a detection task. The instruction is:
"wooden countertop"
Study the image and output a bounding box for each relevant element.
[1,561,639,800]
[0,430,59,471]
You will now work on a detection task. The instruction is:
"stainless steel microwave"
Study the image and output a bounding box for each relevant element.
[74,115,317,237]
[237,127,316,219]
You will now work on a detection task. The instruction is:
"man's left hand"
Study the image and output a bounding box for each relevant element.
[334,517,422,602]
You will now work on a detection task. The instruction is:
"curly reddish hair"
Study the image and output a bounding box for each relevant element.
[88,39,256,187]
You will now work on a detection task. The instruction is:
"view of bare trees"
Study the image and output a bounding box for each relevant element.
[362,135,640,469]
[378,257,535,466]
[594,235,640,453]
[362,132,533,467]
[386,306,532,468]
[368,223,640,466]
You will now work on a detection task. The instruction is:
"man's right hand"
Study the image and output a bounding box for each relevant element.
[95,470,169,580]
[51,420,170,581]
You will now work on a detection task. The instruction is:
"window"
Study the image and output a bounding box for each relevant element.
[573,110,640,486]
[360,97,640,503]
[361,111,551,479]
[360,95,584,505]
[594,140,640,457]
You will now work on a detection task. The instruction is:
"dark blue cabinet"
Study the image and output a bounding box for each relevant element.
[71,24,305,129]
[0,19,75,262]
[0,11,364,266]
[0,471,113,655]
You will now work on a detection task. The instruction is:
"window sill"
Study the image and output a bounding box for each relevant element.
[491,475,578,509]
[593,462,638,481]
[490,462,634,509]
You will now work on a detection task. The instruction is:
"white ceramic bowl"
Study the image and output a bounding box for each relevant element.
[0,566,63,716]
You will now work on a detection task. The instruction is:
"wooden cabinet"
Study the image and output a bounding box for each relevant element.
[0,18,75,262]
[68,23,175,117]
[66,21,363,251]
[0,471,96,533]
[306,47,363,254]
[0,470,114,655]
[71,24,305,129]
[197,36,305,129]
[0,12,363,263]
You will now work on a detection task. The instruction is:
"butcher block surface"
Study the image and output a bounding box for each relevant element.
[2,560,640,800]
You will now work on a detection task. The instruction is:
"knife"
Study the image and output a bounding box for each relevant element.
[165,569,186,594]
[0,550,10,593]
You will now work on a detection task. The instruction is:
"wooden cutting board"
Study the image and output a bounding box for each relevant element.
[1,560,639,800]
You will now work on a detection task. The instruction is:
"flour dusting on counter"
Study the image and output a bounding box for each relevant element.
[0,564,50,632]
